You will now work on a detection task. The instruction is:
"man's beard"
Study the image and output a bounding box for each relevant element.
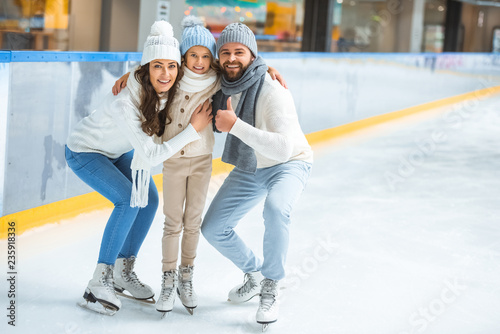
[222,61,249,82]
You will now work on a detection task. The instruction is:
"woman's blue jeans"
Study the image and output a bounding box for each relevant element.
[65,146,158,265]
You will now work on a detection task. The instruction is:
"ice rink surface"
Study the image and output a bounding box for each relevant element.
[2,94,500,334]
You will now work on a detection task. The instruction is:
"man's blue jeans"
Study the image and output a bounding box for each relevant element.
[201,160,311,281]
[65,146,158,265]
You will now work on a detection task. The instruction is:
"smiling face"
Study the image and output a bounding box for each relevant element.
[149,59,178,94]
[185,45,213,75]
[218,42,255,82]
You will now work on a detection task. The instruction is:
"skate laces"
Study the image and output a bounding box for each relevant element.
[100,265,116,295]
[179,266,194,297]
[259,279,278,311]
[160,271,177,301]
[237,272,258,296]
[122,257,145,287]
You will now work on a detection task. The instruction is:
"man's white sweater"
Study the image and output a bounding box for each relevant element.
[228,74,313,169]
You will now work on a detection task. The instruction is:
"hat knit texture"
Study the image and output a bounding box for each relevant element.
[141,20,181,65]
[180,16,217,58]
[216,23,258,57]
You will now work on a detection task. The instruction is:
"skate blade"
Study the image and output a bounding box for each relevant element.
[157,310,171,319]
[77,301,117,316]
[183,305,195,315]
[176,288,197,315]
[80,290,120,314]
[258,320,277,332]
[116,290,156,304]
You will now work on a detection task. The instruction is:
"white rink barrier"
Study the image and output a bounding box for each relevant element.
[0,51,499,220]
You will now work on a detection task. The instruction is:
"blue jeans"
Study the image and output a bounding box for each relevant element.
[201,160,312,281]
[65,146,159,265]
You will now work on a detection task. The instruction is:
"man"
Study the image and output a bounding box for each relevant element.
[201,23,313,328]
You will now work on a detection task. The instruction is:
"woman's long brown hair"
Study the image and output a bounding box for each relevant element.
[134,63,183,137]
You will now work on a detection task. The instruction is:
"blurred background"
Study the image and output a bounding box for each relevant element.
[1,0,499,53]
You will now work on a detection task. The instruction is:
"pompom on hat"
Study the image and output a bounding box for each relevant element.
[216,22,258,57]
[141,20,181,66]
[180,16,217,58]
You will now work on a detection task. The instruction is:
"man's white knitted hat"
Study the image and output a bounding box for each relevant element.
[141,21,181,66]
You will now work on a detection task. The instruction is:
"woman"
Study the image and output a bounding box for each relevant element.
[65,20,212,315]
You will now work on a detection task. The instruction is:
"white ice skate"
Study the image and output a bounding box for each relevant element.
[228,271,264,303]
[177,265,197,315]
[256,278,280,332]
[113,256,155,304]
[156,270,178,318]
[78,263,121,315]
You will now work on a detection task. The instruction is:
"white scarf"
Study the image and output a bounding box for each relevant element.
[126,71,167,208]
[179,67,217,93]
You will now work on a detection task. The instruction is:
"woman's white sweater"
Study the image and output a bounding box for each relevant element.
[67,75,200,167]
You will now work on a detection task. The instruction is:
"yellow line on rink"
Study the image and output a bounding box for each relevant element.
[306,85,500,146]
[1,85,500,239]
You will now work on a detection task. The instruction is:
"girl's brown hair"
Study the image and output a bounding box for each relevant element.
[134,63,184,137]
[210,57,222,73]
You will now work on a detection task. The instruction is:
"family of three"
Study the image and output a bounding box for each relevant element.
[65,17,313,327]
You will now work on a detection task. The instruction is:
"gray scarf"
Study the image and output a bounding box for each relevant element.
[212,56,267,173]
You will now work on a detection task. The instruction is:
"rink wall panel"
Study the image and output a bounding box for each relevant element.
[1,51,500,234]
[0,61,9,217]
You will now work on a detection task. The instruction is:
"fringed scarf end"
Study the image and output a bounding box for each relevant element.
[130,168,151,208]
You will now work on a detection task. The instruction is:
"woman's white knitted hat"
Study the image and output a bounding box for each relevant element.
[141,21,181,65]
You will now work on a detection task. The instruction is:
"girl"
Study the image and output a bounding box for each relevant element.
[112,16,286,315]
[65,20,212,314]
[155,16,220,315]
